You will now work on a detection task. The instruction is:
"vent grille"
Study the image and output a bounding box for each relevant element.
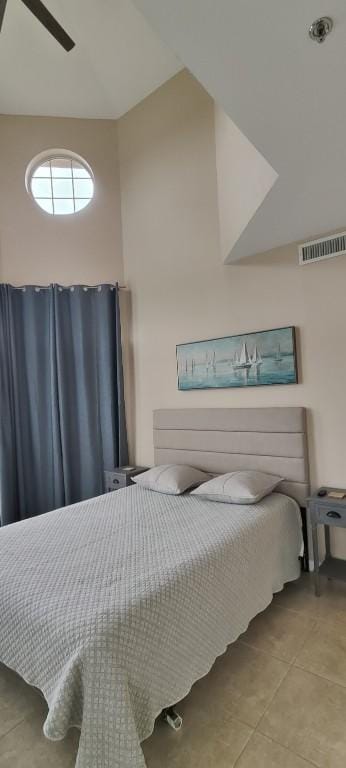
[299,232,346,265]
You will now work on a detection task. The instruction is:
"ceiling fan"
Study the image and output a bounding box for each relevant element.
[0,0,75,51]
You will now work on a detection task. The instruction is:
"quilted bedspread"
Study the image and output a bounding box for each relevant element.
[0,486,302,767]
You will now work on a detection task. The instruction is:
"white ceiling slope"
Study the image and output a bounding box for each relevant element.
[133,0,346,261]
[0,0,181,119]
[215,106,278,263]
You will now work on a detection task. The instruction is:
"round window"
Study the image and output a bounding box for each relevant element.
[26,150,94,215]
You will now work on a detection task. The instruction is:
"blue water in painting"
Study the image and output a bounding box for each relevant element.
[177,328,296,390]
[178,355,296,389]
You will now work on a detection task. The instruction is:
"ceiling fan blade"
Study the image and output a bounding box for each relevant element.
[20,0,75,51]
[0,0,8,32]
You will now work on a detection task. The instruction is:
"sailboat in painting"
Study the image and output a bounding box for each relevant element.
[233,342,252,369]
[205,350,217,374]
[275,343,283,362]
[251,344,262,368]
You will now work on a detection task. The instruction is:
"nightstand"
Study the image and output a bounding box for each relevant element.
[308,488,346,596]
[104,466,147,493]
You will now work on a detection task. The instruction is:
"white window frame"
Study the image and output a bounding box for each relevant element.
[25,148,94,216]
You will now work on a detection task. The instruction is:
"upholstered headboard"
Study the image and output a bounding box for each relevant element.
[153,407,310,507]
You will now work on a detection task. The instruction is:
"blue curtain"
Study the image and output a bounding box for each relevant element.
[0,284,128,526]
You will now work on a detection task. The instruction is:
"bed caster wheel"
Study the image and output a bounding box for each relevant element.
[162,707,183,731]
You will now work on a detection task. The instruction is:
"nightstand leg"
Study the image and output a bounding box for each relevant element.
[312,524,320,597]
[324,525,333,580]
[324,524,331,558]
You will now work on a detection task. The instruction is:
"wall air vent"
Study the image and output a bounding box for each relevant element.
[298,232,346,265]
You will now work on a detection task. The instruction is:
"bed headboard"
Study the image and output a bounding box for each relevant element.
[153,407,310,507]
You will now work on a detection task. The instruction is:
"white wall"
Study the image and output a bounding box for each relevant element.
[118,70,346,558]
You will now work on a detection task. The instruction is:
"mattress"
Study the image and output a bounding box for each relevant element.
[0,486,302,768]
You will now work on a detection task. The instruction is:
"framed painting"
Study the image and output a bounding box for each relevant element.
[176,326,298,390]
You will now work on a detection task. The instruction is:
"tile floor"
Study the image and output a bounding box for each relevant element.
[1,573,346,767]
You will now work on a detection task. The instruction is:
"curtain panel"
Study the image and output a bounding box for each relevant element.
[0,284,128,526]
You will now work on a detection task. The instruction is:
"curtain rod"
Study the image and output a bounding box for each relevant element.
[3,282,128,290]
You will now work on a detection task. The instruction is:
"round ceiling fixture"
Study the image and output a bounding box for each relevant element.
[309,16,333,44]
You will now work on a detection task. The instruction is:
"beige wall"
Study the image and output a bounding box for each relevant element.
[118,70,346,558]
[0,115,123,284]
[0,113,134,458]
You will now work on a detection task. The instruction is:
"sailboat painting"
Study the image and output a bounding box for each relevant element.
[177,326,297,390]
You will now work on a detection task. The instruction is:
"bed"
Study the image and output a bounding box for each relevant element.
[0,407,309,768]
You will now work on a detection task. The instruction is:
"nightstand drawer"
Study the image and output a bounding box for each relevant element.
[317,505,346,527]
[104,471,127,490]
[105,484,123,493]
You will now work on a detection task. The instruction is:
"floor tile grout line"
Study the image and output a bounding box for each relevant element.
[0,716,27,743]
[254,661,292,734]
[271,601,318,619]
[212,708,258,733]
[238,612,318,668]
[289,619,319,667]
[274,604,313,617]
[236,638,294,665]
[225,642,298,734]
[292,659,346,690]
[251,731,320,768]
[237,638,293,665]
[274,615,346,636]
[253,654,346,744]
[231,724,254,768]
[215,635,313,737]
[255,663,346,766]
[274,600,346,629]
[238,627,316,668]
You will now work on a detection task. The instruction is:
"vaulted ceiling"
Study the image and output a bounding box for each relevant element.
[2,1,346,260]
[133,0,346,260]
[0,0,182,119]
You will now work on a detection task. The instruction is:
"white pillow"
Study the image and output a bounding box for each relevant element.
[132,464,211,495]
[191,470,283,504]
